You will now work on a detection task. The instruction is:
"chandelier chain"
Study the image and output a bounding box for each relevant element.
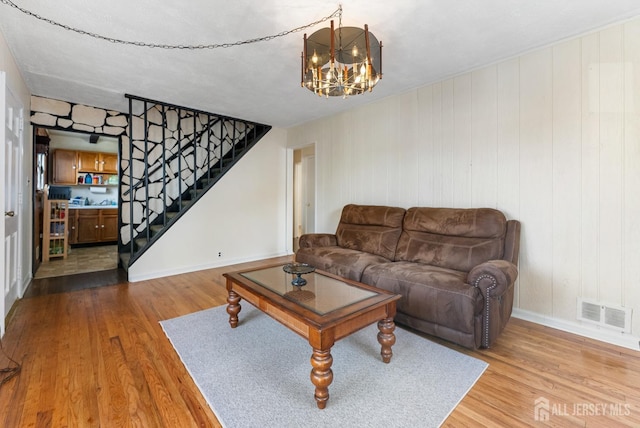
[0,0,342,50]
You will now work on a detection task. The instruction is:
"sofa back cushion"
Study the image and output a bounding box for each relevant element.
[395,207,507,272]
[336,204,406,260]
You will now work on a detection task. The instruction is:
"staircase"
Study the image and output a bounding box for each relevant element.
[119,95,272,269]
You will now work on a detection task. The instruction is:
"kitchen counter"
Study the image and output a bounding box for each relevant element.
[69,205,118,210]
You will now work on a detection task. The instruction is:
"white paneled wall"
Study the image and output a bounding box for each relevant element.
[288,17,640,345]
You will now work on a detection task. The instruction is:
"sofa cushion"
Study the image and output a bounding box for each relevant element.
[335,204,406,261]
[296,246,392,282]
[395,207,506,272]
[362,261,483,334]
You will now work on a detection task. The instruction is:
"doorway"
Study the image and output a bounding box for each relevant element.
[292,145,315,252]
[32,127,120,280]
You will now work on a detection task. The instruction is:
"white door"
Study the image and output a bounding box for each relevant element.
[302,154,315,234]
[2,77,23,333]
[291,146,315,253]
[293,160,303,250]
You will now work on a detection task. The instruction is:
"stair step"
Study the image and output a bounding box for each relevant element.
[119,253,131,271]
[166,211,178,220]
[150,224,163,235]
[135,238,148,248]
[198,176,218,187]
[189,188,206,198]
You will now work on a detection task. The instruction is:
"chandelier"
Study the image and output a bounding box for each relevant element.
[301,9,382,98]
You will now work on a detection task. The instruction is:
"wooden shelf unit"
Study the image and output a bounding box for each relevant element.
[42,194,69,261]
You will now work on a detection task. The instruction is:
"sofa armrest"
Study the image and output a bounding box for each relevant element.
[467,260,518,296]
[467,260,519,348]
[298,233,338,249]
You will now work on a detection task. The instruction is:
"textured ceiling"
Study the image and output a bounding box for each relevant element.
[2,1,640,128]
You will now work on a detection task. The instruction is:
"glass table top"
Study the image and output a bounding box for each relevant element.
[240,265,378,315]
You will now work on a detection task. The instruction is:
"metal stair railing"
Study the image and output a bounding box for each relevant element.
[122,117,221,197]
[119,94,272,268]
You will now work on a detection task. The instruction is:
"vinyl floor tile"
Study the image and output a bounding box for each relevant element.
[34,245,118,279]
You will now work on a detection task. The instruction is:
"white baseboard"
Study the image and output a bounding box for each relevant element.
[126,251,292,283]
[512,308,640,351]
[21,273,32,298]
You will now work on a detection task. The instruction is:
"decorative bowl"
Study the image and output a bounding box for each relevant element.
[283,263,315,286]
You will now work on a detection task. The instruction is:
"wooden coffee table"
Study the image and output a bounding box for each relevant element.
[223,263,402,409]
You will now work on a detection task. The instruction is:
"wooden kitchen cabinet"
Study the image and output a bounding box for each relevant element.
[101,153,118,174]
[100,209,118,241]
[68,210,78,244]
[77,151,100,173]
[52,149,78,184]
[71,208,118,244]
[54,149,118,184]
[76,209,101,243]
[78,151,118,174]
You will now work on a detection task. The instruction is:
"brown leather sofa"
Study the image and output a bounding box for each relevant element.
[296,204,521,349]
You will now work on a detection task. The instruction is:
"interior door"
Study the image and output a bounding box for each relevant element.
[292,145,315,252]
[3,78,24,331]
[302,154,315,235]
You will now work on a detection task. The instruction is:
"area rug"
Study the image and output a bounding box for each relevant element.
[160,305,488,428]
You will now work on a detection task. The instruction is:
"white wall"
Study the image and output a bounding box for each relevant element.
[128,127,290,281]
[0,28,31,333]
[287,17,640,349]
[48,131,118,153]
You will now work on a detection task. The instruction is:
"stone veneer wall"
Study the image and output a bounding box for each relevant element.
[30,96,128,136]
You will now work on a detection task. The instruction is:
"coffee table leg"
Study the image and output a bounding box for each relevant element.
[310,349,333,409]
[377,317,396,363]
[226,289,241,328]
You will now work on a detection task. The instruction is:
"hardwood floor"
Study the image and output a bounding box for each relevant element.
[1,255,639,427]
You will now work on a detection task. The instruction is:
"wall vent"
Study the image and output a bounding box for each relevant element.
[577,298,632,333]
